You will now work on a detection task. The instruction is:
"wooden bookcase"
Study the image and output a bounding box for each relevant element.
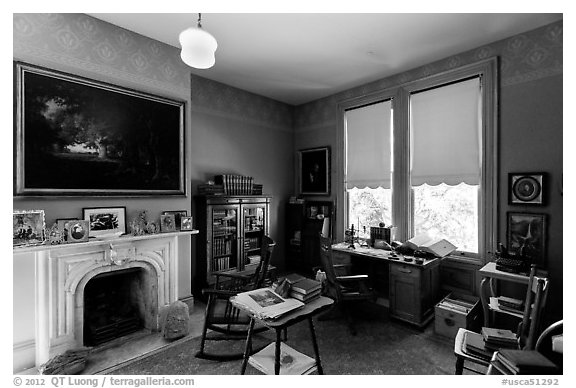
[194,195,271,297]
[285,199,334,275]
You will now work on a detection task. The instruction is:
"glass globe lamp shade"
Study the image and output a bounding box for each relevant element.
[179,27,217,69]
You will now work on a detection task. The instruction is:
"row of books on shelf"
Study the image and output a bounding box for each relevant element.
[211,256,231,272]
[491,349,558,375]
[197,175,264,196]
[213,226,236,235]
[212,238,233,257]
[244,237,259,250]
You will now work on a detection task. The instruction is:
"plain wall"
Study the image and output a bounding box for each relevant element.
[293,21,563,320]
[12,13,294,371]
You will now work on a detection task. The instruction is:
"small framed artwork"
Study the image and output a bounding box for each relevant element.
[67,220,90,243]
[57,218,78,242]
[509,173,545,205]
[13,210,46,246]
[299,146,330,196]
[180,216,193,231]
[162,210,187,229]
[83,207,127,238]
[507,212,547,265]
[160,214,176,233]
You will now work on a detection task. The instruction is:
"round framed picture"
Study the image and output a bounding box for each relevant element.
[509,173,544,205]
[68,220,90,243]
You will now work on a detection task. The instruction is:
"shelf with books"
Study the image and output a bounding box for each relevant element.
[194,195,271,297]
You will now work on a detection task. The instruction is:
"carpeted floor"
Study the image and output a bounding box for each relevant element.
[105,304,457,375]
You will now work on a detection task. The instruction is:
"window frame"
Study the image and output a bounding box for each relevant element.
[336,58,498,264]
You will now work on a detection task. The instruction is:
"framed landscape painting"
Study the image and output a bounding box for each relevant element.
[14,62,186,196]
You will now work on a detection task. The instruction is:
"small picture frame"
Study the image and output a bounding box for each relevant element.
[509,173,545,205]
[13,210,46,246]
[507,212,547,265]
[67,220,90,243]
[83,207,127,238]
[160,214,177,233]
[57,218,78,242]
[161,210,187,229]
[299,146,330,196]
[180,216,193,231]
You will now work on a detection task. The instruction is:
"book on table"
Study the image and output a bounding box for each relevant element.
[400,233,457,257]
[495,350,558,374]
[463,332,493,360]
[290,288,322,303]
[290,278,321,295]
[232,287,304,320]
[249,342,317,375]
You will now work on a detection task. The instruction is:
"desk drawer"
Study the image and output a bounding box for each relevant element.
[390,263,420,279]
[332,251,352,266]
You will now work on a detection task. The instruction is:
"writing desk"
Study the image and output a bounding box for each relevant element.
[233,296,334,375]
[331,243,441,328]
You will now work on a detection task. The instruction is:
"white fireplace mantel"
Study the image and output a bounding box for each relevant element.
[13,230,198,368]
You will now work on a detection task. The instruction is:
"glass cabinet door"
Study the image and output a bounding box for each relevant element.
[242,204,267,268]
[210,206,238,272]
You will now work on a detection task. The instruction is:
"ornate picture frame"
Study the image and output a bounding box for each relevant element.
[14,61,186,196]
[507,212,547,266]
[509,173,545,205]
[13,209,46,246]
[299,146,330,196]
[83,206,127,238]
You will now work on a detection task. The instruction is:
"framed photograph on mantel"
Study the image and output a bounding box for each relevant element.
[299,146,330,196]
[83,207,126,238]
[14,61,186,196]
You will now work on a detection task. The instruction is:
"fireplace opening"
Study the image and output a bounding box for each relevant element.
[83,268,148,346]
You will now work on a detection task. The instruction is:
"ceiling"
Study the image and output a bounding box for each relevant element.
[88,13,562,106]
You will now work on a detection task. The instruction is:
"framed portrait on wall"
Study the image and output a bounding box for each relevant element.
[299,146,330,196]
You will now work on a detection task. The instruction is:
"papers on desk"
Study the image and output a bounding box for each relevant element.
[232,287,304,320]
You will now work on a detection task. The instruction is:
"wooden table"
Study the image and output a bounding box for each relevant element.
[233,296,334,375]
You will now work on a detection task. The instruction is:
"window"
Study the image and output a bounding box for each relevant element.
[410,77,481,253]
[345,100,392,239]
[338,59,497,261]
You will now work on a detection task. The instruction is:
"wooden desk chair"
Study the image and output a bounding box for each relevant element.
[318,235,375,335]
[195,235,276,361]
[454,264,549,374]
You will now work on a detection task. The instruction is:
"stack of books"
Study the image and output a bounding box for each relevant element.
[289,278,322,303]
[464,331,494,360]
[481,327,519,351]
[492,349,558,375]
[497,296,524,314]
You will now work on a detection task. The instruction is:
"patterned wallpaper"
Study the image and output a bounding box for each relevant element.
[13,13,293,131]
[294,20,563,130]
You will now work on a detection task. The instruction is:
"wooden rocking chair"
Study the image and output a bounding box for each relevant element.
[195,235,276,361]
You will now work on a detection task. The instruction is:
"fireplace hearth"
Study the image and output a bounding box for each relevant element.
[83,268,145,346]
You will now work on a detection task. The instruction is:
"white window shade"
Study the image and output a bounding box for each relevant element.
[345,100,392,189]
[410,77,481,186]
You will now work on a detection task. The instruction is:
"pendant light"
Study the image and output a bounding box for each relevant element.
[179,13,217,69]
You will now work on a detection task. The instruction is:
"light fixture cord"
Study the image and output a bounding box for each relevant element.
[197,13,202,28]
